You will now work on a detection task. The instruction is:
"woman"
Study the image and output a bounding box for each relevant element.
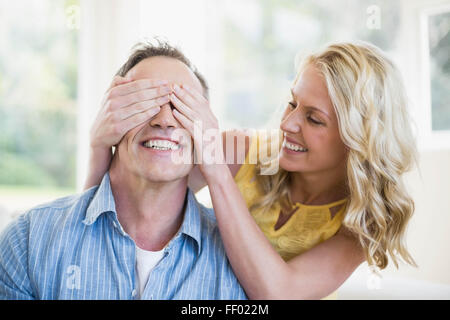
[85,41,417,299]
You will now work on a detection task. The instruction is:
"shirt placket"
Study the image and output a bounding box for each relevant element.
[139,233,182,300]
[108,213,138,300]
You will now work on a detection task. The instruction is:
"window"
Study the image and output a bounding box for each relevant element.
[216,0,401,130]
[428,10,450,131]
[416,2,450,150]
[0,0,79,226]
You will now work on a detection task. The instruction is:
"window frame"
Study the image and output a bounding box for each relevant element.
[418,2,450,150]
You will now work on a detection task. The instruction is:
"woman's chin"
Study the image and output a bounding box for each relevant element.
[279,154,308,173]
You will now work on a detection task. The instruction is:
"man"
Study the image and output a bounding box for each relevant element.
[0,41,247,300]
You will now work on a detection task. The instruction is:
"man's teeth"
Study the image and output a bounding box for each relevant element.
[143,139,180,151]
[284,141,308,152]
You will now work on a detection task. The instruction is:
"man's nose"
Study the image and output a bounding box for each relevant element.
[149,103,178,129]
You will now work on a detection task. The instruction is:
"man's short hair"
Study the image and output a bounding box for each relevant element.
[116,38,209,98]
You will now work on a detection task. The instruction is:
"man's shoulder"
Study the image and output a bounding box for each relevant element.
[191,198,229,250]
[40,184,101,208]
[28,186,96,218]
[194,200,218,230]
[2,186,99,240]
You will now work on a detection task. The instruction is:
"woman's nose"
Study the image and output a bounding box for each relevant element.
[149,103,179,129]
[280,108,302,134]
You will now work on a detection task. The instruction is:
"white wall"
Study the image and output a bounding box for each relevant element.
[338,150,450,299]
[385,151,450,285]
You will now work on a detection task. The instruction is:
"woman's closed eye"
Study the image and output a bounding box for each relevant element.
[307,114,324,125]
[287,102,325,126]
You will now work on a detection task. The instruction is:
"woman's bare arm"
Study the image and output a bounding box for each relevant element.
[205,165,365,299]
[83,146,113,190]
[187,130,251,193]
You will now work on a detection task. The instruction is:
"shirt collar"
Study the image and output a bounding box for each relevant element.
[84,173,203,254]
[177,188,203,255]
[83,172,117,225]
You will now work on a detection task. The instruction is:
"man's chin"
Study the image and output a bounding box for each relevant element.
[140,166,192,183]
[143,174,186,183]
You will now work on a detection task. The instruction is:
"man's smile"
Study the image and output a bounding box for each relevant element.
[142,138,180,151]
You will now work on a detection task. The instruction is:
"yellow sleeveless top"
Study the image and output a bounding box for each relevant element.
[234,133,348,300]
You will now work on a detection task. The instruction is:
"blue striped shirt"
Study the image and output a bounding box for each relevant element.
[0,173,247,300]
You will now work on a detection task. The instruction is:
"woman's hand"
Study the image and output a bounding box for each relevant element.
[84,75,172,190]
[169,84,226,178]
[90,76,172,149]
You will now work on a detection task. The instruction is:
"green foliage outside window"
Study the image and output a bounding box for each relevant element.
[0,0,78,189]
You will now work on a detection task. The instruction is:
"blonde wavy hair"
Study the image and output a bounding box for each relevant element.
[252,41,418,270]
